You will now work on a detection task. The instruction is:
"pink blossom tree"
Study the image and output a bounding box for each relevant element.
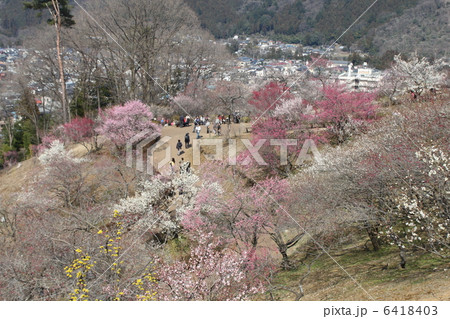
[96,100,160,148]
[239,177,303,269]
[2,150,19,168]
[172,94,199,117]
[157,229,267,300]
[191,165,302,269]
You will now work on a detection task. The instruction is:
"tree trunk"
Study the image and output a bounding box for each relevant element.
[53,0,69,123]
[97,86,101,113]
[270,230,295,270]
[280,248,292,270]
[365,224,381,251]
[399,247,406,269]
[35,118,40,145]
[6,120,14,147]
[251,228,258,248]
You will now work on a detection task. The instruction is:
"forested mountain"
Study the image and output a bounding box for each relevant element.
[372,0,449,57]
[0,0,448,56]
[185,0,449,56]
[0,0,44,45]
[0,0,42,38]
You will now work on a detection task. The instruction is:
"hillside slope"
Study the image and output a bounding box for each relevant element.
[0,0,44,45]
[1,118,448,301]
[263,243,450,301]
[372,0,450,57]
[185,0,448,56]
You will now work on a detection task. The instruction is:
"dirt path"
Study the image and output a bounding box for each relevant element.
[152,123,250,175]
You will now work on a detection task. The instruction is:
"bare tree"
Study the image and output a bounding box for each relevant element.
[210,80,249,137]
[25,0,75,123]
[266,251,324,300]
[69,0,222,105]
[19,28,67,129]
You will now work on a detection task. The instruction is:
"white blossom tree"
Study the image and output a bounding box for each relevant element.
[273,96,314,121]
[115,171,222,240]
[383,145,449,261]
[392,52,447,96]
[301,100,450,266]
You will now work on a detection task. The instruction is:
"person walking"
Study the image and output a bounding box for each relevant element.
[179,157,185,173]
[184,133,190,148]
[205,119,210,134]
[180,159,191,174]
[195,125,202,139]
[176,139,183,155]
[169,158,176,175]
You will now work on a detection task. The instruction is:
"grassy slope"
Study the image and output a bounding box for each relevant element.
[261,240,449,300]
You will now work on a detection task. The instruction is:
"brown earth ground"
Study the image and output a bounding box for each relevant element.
[151,122,251,175]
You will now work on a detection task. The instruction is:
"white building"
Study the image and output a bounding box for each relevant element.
[338,62,383,91]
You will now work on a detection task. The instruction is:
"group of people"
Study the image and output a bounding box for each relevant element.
[160,118,177,126]
[176,133,191,156]
[177,115,212,128]
[169,156,191,175]
[166,112,241,175]
[159,113,241,131]
[193,116,209,126]
[170,133,192,175]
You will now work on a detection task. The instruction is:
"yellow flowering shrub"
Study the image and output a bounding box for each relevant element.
[64,210,158,301]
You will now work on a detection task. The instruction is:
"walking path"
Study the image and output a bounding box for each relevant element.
[152,123,250,175]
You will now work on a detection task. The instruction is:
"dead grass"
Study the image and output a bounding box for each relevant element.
[0,156,39,196]
[259,242,449,301]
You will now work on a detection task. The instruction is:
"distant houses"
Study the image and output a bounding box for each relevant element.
[0,40,385,134]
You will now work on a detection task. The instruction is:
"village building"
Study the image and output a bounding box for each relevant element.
[338,62,383,91]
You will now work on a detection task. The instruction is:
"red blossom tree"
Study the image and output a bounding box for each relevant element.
[237,116,324,177]
[63,117,97,152]
[249,81,293,116]
[307,57,333,89]
[314,85,378,144]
